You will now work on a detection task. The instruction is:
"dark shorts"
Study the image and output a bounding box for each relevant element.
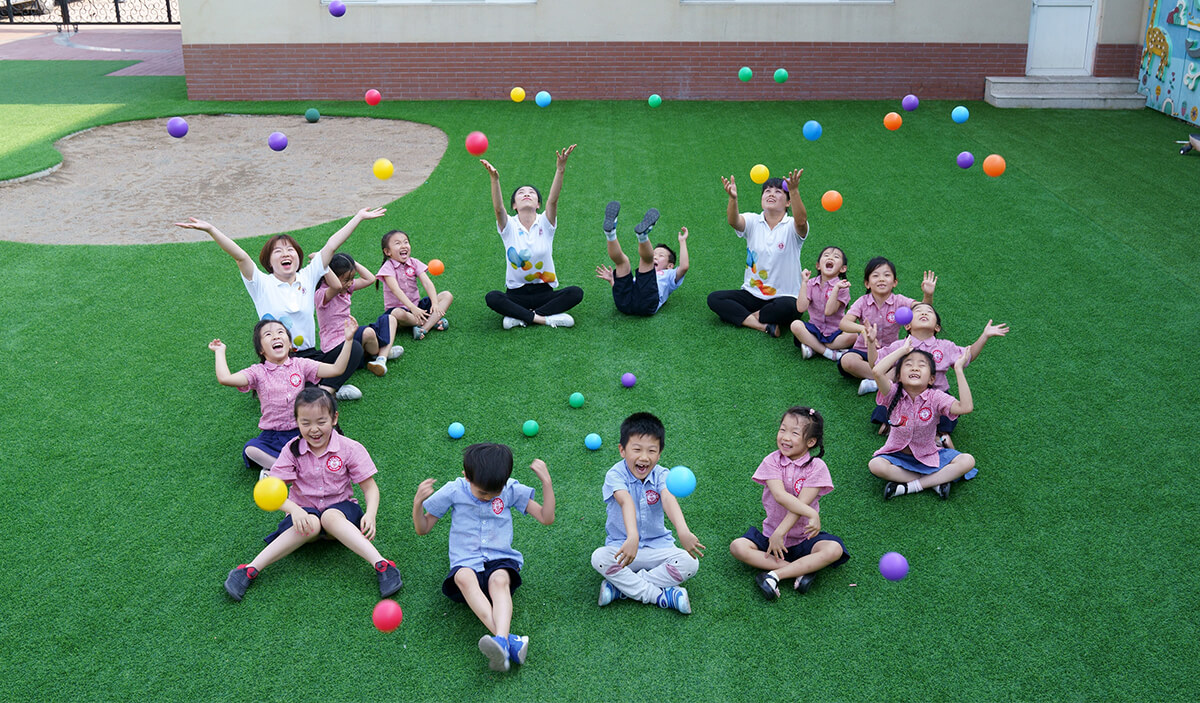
[877,448,977,480]
[870,404,958,434]
[612,269,658,316]
[387,297,432,316]
[243,428,300,469]
[354,312,394,348]
[442,558,523,603]
[263,499,364,543]
[836,349,869,378]
[739,527,850,567]
[794,321,845,347]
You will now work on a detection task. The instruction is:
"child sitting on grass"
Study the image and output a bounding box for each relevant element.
[594,201,689,316]
[789,246,856,361]
[590,412,705,614]
[316,252,403,377]
[413,443,555,672]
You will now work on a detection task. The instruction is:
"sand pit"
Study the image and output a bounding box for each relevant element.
[0,114,447,245]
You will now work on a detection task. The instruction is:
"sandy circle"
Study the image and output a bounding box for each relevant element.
[0,114,447,245]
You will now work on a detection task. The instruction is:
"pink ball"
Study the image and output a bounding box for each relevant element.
[621,372,637,388]
[365,89,382,106]
[465,131,488,156]
[372,599,403,632]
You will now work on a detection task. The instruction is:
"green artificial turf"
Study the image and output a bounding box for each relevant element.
[1,60,1198,701]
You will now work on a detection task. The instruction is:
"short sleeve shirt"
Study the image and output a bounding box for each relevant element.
[602,461,675,550]
[268,432,377,511]
[500,213,558,289]
[376,257,428,310]
[242,258,327,351]
[737,212,806,300]
[846,292,918,353]
[874,386,959,466]
[314,287,352,354]
[654,269,684,312]
[239,357,322,430]
[752,451,834,547]
[877,336,970,392]
[804,276,851,336]
[422,477,535,570]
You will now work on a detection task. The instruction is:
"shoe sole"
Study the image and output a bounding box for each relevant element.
[603,200,620,232]
[634,208,660,235]
[366,362,386,377]
[479,635,511,671]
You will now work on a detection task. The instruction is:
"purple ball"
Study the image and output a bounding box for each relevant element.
[620,372,637,388]
[268,131,288,152]
[328,0,346,17]
[167,117,188,138]
[956,151,975,169]
[895,306,913,326]
[879,551,909,581]
[901,94,919,111]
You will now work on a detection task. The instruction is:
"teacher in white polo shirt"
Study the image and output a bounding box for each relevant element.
[177,206,385,400]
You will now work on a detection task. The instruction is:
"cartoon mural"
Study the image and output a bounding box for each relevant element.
[1141,0,1200,126]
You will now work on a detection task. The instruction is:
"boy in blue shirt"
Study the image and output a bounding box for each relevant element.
[414,443,555,672]
[590,412,705,613]
[595,202,690,316]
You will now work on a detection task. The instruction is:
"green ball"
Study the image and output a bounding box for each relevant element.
[648,94,662,108]
[522,420,539,437]
[738,66,752,82]
[569,392,585,408]
[304,108,320,123]
[774,68,788,84]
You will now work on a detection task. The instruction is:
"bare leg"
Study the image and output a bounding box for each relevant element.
[828,332,857,350]
[377,315,398,359]
[430,291,454,330]
[912,453,975,487]
[247,525,319,571]
[840,353,874,379]
[389,308,421,327]
[607,237,632,277]
[789,321,829,355]
[486,570,513,638]
[742,311,769,332]
[244,446,275,471]
[730,538,843,579]
[635,238,655,274]
[320,509,384,564]
[361,327,380,356]
[869,456,924,483]
[455,569,498,634]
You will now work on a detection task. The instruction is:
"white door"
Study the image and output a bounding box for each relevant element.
[1026,0,1100,75]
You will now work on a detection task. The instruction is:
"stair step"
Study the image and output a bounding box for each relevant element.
[984,76,1144,109]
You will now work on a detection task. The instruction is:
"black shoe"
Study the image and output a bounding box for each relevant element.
[755,572,780,601]
[224,564,257,602]
[794,573,817,594]
[883,481,901,501]
[935,482,952,500]
[376,559,402,597]
[603,201,620,233]
[1182,144,1194,155]
[634,208,660,236]
[764,323,779,338]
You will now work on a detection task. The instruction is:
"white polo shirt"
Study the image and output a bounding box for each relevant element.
[242,257,327,351]
[500,212,557,289]
[737,212,806,299]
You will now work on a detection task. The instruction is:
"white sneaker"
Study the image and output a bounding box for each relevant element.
[366,356,387,376]
[545,313,575,328]
[502,316,527,330]
[258,468,271,481]
[800,343,814,359]
[387,345,405,360]
[857,379,878,396]
[335,384,363,401]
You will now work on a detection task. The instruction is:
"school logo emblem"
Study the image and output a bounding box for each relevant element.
[886,312,896,324]
[932,349,944,364]
[918,407,933,422]
[289,373,303,387]
[491,497,505,514]
[793,477,806,494]
[645,489,660,505]
[777,242,785,250]
[326,455,344,473]
[405,266,415,277]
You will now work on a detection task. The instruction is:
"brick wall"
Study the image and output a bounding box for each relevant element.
[1093,43,1141,77]
[182,41,1139,102]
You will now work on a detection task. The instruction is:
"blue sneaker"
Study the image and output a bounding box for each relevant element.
[598,580,625,607]
[478,634,510,672]
[657,586,691,614]
[507,633,529,665]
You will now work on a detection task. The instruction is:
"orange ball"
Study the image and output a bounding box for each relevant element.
[427,259,445,276]
[883,112,902,131]
[821,190,843,212]
[982,154,1006,177]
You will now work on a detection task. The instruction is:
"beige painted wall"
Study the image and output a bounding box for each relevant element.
[180,0,1147,45]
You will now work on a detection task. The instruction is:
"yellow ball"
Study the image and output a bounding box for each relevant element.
[750,164,769,184]
[373,158,394,180]
[253,477,288,511]
[510,87,526,103]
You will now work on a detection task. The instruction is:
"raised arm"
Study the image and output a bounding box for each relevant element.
[480,159,508,230]
[795,270,812,314]
[320,268,345,304]
[825,279,850,316]
[968,319,1008,362]
[949,354,974,416]
[921,270,937,304]
[544,144,576,226]
[209,339,249,387]
[872,336,912,395]
[523,459,556,526]
[661,490,705,559]
[315,319,357,378]
[412,478,439,535]
[722,176,746,231]
[675,227,690,282]
[351,260,376,290]
[316,207,387,268]
[785,169,809,239]
[176,218,257,281]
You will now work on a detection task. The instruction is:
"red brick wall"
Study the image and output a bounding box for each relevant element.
[1093,43,1140,77]
[183,41,1129,101]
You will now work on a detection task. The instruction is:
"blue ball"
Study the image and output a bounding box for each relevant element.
[448,422,465,439]
[535,91,552,108]
[665,466,696,498]
[951,106,969,124]
[802,120,822,141]
[584,433,602,451]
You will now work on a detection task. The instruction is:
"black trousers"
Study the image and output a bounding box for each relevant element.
[485,282,583,324]
[707,289,799,327]
[295,340,364,390]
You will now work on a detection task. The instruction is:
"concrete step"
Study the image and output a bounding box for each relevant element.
[985,76,1145,109]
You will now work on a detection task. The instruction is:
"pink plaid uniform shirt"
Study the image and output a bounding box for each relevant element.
[805,276,851,337]
[877,336,970,393]
[874,386,958,466]
[238,357,321,430]
[269,432,377,511]
[847,292,918,353]
[752,451,833,547]
[377,257,427,310]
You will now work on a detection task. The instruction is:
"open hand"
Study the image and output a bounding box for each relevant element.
[208,339,225,352]
[555,144,577,168]
[922,270,938,297]
[173,217,214,233]
[983,319,1009,338]
[721,175,738,199]
[357,207,386,220]
[596,264,615,284]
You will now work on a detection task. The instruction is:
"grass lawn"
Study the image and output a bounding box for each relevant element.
[1,60,1197,701]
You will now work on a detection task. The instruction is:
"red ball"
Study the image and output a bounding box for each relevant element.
[372,599,403,632]
[364,89,382,106]
[465,131,489,156]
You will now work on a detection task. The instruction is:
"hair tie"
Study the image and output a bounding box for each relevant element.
[808,408,815,416]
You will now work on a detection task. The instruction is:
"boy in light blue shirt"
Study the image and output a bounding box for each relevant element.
[595,202,690,316]
[414,443,555,672]
[590,412,705,613]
